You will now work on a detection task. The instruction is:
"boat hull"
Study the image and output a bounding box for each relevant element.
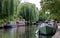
[39,26,56,36]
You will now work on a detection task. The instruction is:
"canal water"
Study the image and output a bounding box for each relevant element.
[0,25,38,38]
[0,25,58,38]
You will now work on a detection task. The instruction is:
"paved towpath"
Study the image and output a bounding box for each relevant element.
[52,26,60,38]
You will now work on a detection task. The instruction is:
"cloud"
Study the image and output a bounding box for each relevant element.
[21,0,41,10]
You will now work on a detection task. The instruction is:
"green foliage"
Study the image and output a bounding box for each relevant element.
[40,0,60,19]
[50,13,60,20]
[39,10,47,21]
[0,0,19,22]
[19,2,39,22]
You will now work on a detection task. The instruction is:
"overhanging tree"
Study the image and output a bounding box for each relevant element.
[18,2,39,24]
[0,0,19,22]
[18,3,39,38]
[39,10,47,21]
[40,0,60,19]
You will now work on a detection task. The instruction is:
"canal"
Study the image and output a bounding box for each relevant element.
[0,25,38,38]
[0,25,60,38]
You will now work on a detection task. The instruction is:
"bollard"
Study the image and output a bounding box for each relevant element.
[36,22,57,38]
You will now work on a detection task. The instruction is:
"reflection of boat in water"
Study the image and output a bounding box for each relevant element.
[0,26,3,29]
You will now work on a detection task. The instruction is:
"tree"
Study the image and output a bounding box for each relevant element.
[39,10,47,21]
[18,2,39,24]
[40,0,60,19]
[0,0,19,22]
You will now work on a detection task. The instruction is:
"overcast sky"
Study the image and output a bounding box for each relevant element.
[21,0,41,10]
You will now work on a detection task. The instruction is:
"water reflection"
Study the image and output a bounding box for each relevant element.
[0,26,25,38]
[0,25,47,38]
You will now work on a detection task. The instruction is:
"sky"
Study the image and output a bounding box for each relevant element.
[21,0,41,10]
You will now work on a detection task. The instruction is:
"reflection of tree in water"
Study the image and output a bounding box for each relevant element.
[25,25,37,38]
[16,26,25,38]
[4,28,12,32]
[2,28,16,38]
[0,26,37,38]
